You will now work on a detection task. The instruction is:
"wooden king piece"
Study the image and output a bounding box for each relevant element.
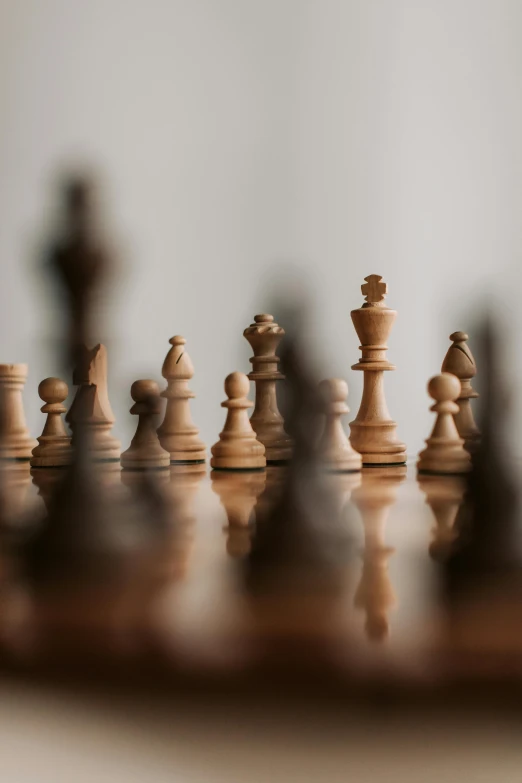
[349,275,407,465]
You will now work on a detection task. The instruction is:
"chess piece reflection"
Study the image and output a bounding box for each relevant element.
[349,275,407,466]
[0,462,32,526]
[352,469,405,640]
[31,467,66,513]
[212,471,266,558]
[243,314,292,463]
[0,365,37,460]
[418,474,466,562]
[441,332,481,453]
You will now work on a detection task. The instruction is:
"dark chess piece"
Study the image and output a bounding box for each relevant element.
[46,176,110,372]
[443,318,519,604]
[244,325,352,597]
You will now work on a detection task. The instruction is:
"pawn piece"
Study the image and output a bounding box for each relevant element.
[121,380,170,470]
[318,379,362,472]
[157,336,206,464]
[30,378,73,468]
[211,373,266,470]
[0,365,37,460]
[417,373,472,475]
[243,314,292,463]
[66,344,120,461]
[441,331,481,452]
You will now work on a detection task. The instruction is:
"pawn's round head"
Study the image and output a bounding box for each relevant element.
[225,372,250,399]
[449,331,468,343]
[319,378,348,403]
[38,377,68,404]
[131,379,160,403]
[428,372,461,402]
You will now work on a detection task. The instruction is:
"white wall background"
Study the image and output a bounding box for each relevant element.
[1,0,522,456]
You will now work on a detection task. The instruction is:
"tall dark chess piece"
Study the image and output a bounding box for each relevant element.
[46,175,109,373]
[245,324,352,596]
[443,318,519,604]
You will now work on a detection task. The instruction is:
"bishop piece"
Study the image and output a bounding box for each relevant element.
[441,331,481,453]
[157,336,206,464]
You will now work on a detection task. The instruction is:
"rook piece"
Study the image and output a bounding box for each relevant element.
[243,314,292,463]
[211,372,266,470]
[318,379,362,472]
[349,275,406,465]
[417,373,471,475]
[157,336,206,463]
[66,344,120,461]
[31,378,72,467]
[121,380,170,470]
[441,331,480,452]
[0,364,37,460]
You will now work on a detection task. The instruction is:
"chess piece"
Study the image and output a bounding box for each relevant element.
[66,344,120,461]
[47,176,110,373]
[0,365,37,460]
[352,470,405,640]
[31,378,73,467]
[245,334,351,596]
[418,474,466,562]
[349,275,407,465]
[212,471,266,557]
[318,379,362,472]
[121,380,170,470]
[211,372,266,470]
[417,373,471,475]
[157,336,206,464]
[441,331,481,453]
[243,314,292,463]
[444,318,519,603]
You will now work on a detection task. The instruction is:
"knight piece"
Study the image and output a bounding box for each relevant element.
[441,331,481,453]
[157,336,206,464]
[0,364,37,460]
[243,314,292,463]
[349,275,407,465]
[66,344,120,461]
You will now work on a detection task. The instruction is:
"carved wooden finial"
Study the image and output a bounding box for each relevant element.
[361,274,387,304]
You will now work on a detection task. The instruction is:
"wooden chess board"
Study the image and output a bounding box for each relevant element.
[0,461,521,708]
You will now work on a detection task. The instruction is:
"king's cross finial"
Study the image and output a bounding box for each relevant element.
[361,274,387,304]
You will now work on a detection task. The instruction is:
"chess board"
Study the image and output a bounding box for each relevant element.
[0,461,521,709]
